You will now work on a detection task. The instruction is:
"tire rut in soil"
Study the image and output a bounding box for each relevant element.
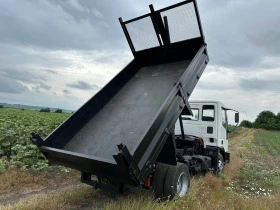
[0,180,81,206]
[230,129,255,151]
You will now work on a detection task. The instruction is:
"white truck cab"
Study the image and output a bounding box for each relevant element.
[175,101,239,162]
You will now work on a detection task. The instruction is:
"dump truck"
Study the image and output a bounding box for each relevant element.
[31,0,238,198]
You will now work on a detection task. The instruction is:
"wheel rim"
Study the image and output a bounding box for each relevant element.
[176,172,188,197]
[217,159,224,176]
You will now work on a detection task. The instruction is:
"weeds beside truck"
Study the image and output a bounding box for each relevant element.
[31,0,238,199]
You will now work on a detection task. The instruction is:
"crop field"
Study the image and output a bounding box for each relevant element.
[0,108,70,171]
[0,108,280,209]
[256,130,280,160]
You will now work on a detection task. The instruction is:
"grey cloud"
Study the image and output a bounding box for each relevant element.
[0,0,126,51]
[48,0,104,21]
[245,2,280,56]
[40,83,52,90]
[259,56,280,69]
[197,82,234,91]
[31,83,52,93]
[0,0,278,70]
[44,70,58,75]
[51,91,57,95]
[196,66,238,91]
[0,88,82,111]
[0,78,27,93]
[67,81,100,90]
[32,86,40,93]
[250,31,280,56]
[198,0,280,69]
[0,0,184,52]
[240,78,280,91]
[0,44,77,71]
[93,55,115,64]
[63,89,71,94]
[0,68,42,83]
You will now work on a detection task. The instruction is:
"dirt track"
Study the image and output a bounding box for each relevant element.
[0,176,144,209]
[0,180,81,206]
[230,129,255,151]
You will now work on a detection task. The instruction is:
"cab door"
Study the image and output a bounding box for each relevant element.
[175,103,218,147]
[200,104,218,145]
[219,108,228,151]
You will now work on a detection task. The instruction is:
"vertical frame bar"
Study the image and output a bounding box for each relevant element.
[119,17,136,56]
[179,116,185,139]
[163,16,170,44]
[193,0,205,42]
[149,4,163,46]
[149,4,171,46]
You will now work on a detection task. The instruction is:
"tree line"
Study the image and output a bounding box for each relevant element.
[240,110,280,131]
[39,108,63,113]
[0,105,63,113]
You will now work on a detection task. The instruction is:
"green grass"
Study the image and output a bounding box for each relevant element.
[236,130,280,195]
[256,130,280,160]
[228,125,242,133]
[228,126,243,139]
[0,108,70,170]
[228,127,249,147]
[238,161,280,190]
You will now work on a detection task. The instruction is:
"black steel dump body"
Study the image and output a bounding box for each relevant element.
[32,0,209,186]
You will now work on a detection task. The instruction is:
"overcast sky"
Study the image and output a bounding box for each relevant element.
[0,0,279,122]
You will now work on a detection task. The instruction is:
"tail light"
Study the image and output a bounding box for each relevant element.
[144,177,150,187]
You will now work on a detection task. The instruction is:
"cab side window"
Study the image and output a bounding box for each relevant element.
[222,109,227,129]
[202,105,215,122]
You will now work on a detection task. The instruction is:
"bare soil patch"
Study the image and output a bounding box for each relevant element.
[0,167,80,206]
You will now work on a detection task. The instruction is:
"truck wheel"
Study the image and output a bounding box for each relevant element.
[164,163,190,199]
[152,163,169,198]
[216,153,224,177]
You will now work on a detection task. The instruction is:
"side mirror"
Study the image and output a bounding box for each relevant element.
[235,113,239,123]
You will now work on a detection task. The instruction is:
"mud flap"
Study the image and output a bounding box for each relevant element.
[225,152,230,163]
[156,133,177,165]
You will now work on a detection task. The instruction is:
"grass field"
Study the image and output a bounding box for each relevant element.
[0,108,70,171]
[1,109,280,209]
[256,130,280,160]
[228,125,242,139]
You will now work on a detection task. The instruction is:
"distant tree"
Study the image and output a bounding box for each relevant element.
[239,120,252,128]
[254,110,277,130]
[277,113,280,130]
[55,109,63,113]
[39,108,51,112]
[0,105,3,108]
[277,112,280,120]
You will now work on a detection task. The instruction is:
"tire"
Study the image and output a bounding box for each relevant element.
[216,153,224,177]
[163,163,190,199]
[152,163,169,198]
